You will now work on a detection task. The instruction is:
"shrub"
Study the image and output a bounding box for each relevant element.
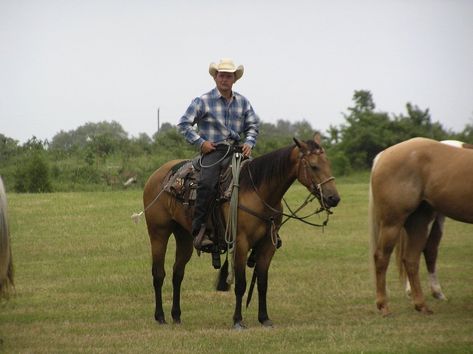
[14,153,52,193]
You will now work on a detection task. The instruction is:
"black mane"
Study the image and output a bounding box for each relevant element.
[239,144,295,193]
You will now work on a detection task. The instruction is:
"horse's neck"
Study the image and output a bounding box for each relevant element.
[256,153,299,206]
[258,176,297,206]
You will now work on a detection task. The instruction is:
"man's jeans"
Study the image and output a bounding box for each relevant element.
[192,147,231,235]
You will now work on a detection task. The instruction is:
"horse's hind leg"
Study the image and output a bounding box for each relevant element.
[424,214,446,300]
[171,224,193,324]
[149,226,171,324]
[403,206,435,314]
[374,224,402,316]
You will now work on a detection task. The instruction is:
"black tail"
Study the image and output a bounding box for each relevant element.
[215,258,231,291]
[246,268,257,308]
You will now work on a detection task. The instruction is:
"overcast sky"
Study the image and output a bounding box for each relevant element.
[1,0,472,143]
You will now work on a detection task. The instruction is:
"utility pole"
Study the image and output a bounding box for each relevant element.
[157,107,160,134]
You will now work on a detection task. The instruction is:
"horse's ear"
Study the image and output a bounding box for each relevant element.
[293,137,308,153]
[313,132,322,145]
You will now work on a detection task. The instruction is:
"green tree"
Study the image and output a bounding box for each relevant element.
[50,120,128,152]
[337,90,395,169]
[393,103,447,141]
[0,134,19,163]
[14,138,52,193]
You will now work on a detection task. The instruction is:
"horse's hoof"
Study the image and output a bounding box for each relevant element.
[233,322,246,331]
[260,319,273,328]
[378,305,391,317]
[432,291,447,301]
[173,318,181,325]
[377,302,391,317]
[415,304,433,314]
[155,315,167,324]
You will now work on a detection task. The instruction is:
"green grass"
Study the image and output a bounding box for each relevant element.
[0,180,472,353]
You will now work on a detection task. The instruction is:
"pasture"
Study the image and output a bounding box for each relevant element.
[0,176,472,353]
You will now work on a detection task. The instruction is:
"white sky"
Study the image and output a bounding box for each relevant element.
[1,0,472,143]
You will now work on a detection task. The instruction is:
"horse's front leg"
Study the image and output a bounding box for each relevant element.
[232,244,248,330]
[255,241,276,327]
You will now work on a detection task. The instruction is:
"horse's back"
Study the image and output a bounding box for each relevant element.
[373,137,473,181]
[372,138,473,223]
[143,160,187,200]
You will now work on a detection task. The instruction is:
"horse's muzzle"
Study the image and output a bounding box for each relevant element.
[324,194,340,208]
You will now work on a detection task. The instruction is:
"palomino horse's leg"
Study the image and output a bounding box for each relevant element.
[232,241,249,329]
[405,215,446,300]
[424,214,446,300]
[374,224,402,316]
[403,206,435,314]
[149,227,171,324]
[171,225,193,324]
[255,239,276,326]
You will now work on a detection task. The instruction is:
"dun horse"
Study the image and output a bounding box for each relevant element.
[0,176,14,298]
[369,138,473,316]
[400,140,473,301]
[142,134,340,328]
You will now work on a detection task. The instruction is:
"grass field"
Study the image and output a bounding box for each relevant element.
[1,176,472,353]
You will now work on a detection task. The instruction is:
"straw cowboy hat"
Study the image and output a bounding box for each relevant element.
[209,59,244,82]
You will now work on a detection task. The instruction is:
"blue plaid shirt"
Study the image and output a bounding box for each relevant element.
[177,88,259,148]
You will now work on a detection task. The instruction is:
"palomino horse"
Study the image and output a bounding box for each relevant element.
[142,134,340,328]
[400,140,473,301]
[369,137,473,316]
[0,176,14,298]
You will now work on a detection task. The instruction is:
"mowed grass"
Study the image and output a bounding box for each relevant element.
[1,179,472,353]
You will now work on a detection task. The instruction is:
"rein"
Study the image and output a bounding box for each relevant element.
[280,175,335,228]
[241,159,334,232]
[242,152,335,309]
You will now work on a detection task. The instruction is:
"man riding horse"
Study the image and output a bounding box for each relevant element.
[177,58,260,250]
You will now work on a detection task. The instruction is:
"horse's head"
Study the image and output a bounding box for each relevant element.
[294,133,340,209]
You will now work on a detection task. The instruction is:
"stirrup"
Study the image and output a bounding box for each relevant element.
[193,225,214,251]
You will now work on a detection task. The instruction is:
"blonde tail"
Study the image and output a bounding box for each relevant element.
[368,152,382,281]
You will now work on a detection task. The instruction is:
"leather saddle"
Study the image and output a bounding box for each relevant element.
[162,157,241,254]
[163,156,235,206]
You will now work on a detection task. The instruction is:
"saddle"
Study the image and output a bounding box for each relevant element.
[162,156,241,255]
[163,157,235,206]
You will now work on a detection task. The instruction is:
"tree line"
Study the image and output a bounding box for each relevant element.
[1,90,472,193]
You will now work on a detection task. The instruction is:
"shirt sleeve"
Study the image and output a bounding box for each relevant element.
[177,98,205,146]
[243,102,260,148]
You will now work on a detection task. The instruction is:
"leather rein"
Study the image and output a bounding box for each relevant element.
[238,152,335,234]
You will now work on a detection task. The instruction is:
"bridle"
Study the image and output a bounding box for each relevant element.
[298,154,335,211]
[240,147,335,232]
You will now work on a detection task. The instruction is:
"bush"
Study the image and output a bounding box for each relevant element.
[327,149,352,176]
[14,153,52,193]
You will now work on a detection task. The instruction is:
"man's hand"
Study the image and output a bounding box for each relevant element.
[242,143,252,158]
[201,141,216,155]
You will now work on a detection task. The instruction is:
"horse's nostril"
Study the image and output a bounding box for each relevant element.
[328,195,340,207]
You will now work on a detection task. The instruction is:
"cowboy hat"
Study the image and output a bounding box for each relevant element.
[209,59,244,82]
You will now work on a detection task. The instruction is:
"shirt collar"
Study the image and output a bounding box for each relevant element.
[212,87,234,101]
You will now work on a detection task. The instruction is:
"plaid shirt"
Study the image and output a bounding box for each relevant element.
[177,88,259,148]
